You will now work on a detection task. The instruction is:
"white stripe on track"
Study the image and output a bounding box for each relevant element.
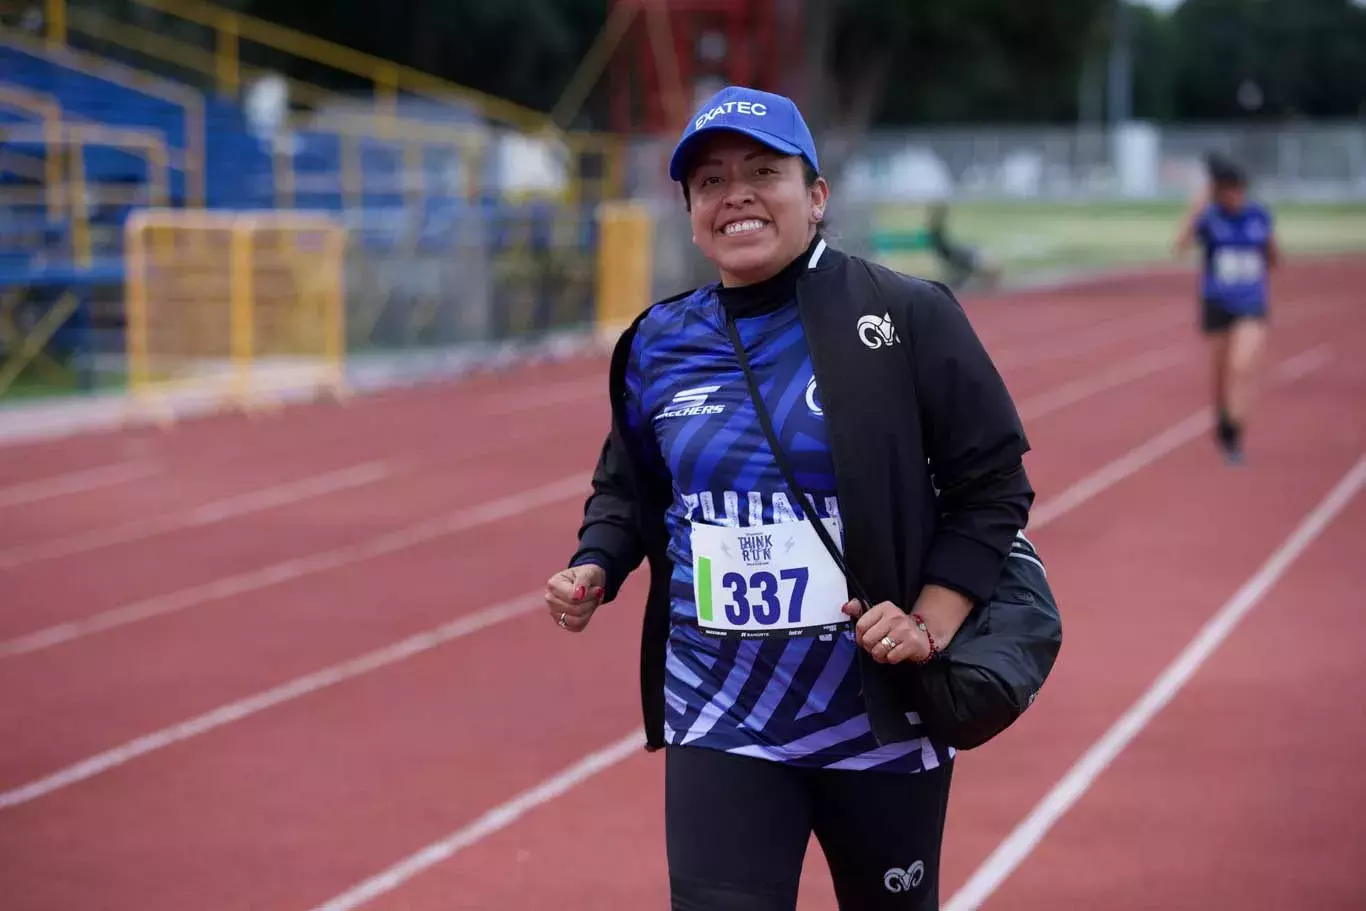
[1030,345,1331,528]
[0,461,394,568]
[291,344,1337,910]
[305,732,644,911]
[944,455,1366,910]
[0,593,548,811]
[1016,345,1190,421]
[0,462,158,509]
[0,473,588,658]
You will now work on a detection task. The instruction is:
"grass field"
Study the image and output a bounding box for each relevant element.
[870,200,1366,283]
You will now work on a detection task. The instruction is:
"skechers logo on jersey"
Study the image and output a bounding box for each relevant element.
[657,385,727,421]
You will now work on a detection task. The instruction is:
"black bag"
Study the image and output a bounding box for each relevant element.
[903,533,1060,749]
[725,319,1062,750]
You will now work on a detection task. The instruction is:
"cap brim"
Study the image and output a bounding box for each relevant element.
[669,125,806,182]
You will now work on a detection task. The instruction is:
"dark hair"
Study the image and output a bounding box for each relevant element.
[1205,151,1247,188]
[681,158,821,211]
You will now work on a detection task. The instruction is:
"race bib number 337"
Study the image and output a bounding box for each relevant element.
[691,518,850,639]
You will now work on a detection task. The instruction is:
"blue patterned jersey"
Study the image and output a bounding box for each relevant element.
[623,285,950,774]
[1196,200,1273,312]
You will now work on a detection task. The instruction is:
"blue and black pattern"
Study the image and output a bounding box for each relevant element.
[624,285,949,774]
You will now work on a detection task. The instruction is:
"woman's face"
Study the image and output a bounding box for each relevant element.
[1211,180,1246,212]
[684,132,829,287]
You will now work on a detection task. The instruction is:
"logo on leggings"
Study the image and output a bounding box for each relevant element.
[883,860,925,893]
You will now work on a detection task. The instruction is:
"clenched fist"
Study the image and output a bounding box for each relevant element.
[546,564,606,633]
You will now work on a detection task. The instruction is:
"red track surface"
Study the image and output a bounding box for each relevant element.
[1,259,1364,910]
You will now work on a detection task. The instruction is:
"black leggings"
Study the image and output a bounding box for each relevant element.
[665,745,953,910]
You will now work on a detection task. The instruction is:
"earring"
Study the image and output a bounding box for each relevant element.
[813,209,824,221]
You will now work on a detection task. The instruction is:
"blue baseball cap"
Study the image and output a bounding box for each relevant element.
[668,85,820,183]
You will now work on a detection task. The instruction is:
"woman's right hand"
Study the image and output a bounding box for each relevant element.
[545,564,607,633]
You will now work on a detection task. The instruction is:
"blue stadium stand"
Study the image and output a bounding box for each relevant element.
[0,27,605,394]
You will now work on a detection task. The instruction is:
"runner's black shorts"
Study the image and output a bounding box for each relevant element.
[665,744,953,910]
[1201,297,1268,335]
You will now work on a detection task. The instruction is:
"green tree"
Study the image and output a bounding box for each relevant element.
[1169,0,1366,119]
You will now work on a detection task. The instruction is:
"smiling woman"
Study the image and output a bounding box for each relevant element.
[545,85,1061,910]
[675,118,827,286]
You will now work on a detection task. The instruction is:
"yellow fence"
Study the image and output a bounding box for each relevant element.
[123,209,347,419]
[595,202,654,335]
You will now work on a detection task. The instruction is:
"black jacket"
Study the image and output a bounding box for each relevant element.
[570,241,1034,750]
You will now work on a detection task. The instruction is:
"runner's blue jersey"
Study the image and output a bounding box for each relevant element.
[1195,200,1273,312]
[623,286,950,774]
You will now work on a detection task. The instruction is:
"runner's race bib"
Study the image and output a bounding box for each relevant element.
[1213,247,1265,286]
[691,518,850,639]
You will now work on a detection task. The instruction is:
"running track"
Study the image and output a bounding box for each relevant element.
[1,259,1363,910]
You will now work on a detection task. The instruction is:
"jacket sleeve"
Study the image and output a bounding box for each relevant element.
[568,429,647,604]
[567,327,658,604]
[906,280,1034,604]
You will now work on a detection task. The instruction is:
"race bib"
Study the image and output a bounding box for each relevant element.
[1213,247,1264,286]
[691,517,850,639]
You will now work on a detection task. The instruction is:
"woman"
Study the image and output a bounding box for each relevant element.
[545,85,1036,910]
[1175,153,1280,465]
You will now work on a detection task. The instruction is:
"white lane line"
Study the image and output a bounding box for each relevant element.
[0,462,158,509]
[994,294,1331,373]
[994,309,1188,369]
[477,378,606,415]
[1030,345,1331,528]
[493,339,1190,426]
[0,343,1334,841]
[279,345,1337,910]
[1016,345,1191,422]
[0,593,548,811]
[0,462,395,569]
[305,732,644,911]
[0,337,1201,654]
[944,454,1366,911]
[0,474,588,659]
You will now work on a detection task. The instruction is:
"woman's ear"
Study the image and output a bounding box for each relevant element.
[809,177,831,224]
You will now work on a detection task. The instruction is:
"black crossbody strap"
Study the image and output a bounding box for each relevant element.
[725,317,873,610]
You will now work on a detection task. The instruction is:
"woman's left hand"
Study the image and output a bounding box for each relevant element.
[841,600,931,665]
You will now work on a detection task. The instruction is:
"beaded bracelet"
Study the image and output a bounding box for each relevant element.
[910,612,938,664]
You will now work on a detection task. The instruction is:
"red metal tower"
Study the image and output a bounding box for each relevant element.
[607,0,803,136]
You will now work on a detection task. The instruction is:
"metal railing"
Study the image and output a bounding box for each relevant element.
[0,121,170,265]
[0,84,64,218]
[0,25,204,206]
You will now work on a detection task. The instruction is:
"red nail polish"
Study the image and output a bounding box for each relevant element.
[574,585,586,601]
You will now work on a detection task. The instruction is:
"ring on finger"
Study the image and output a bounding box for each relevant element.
[558,612,568,628]
[879,635,897,651]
